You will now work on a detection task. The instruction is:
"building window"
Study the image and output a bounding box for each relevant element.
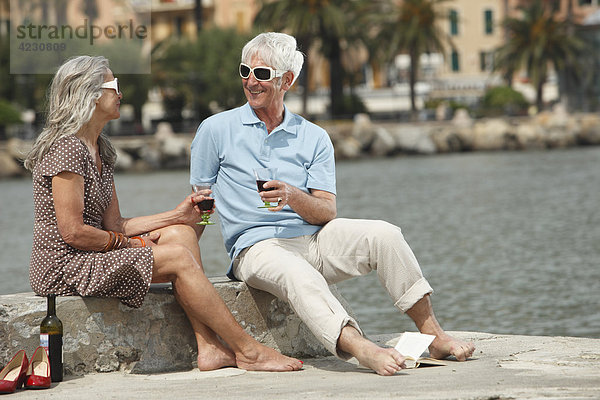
[479,51,494,72]
[451,50,460,72]
[449,9,459,36]
[175,16,184,37]
[579,0,592,5]
[0,19,9,38]
[484,10,493,34]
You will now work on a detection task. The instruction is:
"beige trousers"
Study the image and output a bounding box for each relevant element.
[233,218,433,357]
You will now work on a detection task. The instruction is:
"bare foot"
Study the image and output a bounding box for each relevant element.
[197,342,237,371]
[356,345,407,376]
[338,324,405,376]
[428,333,475,361]
[235,344,303,372]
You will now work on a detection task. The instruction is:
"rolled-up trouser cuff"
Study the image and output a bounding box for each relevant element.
[393,277,434,313]
[323,314,363,360]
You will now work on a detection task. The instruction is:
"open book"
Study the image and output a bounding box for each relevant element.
[393,332,446,368]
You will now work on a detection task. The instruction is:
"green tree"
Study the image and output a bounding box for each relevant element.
[366,0,451,120]
[153,28,252,121]
[481,86,529,117]
[494,0,586,112]
[254,0,364,118]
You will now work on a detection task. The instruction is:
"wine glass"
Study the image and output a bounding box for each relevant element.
[192,184,215,225]
[253,167,278,208]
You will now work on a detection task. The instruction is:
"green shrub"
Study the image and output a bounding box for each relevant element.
[0,100,21,126]
[481,86,529,116]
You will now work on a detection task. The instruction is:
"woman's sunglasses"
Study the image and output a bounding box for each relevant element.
[100,78,120,94]
[239,63,285,82]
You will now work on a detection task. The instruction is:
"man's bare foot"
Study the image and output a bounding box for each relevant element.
[338,326,405,376]
[197,342,237,371]
[428,333,475,361]
[355,344,406,376]
[235,344,303,372]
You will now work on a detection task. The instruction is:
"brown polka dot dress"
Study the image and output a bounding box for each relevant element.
[29,135,153,308]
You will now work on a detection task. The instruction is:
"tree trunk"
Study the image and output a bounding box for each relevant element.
[536,79,544,113]
[195,0,203,33]
[409,49,419,120]
[329,38,344,118]
[301,60,309,117]
[298,37,312,117]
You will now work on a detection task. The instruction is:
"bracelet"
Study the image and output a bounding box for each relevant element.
[131,236,146,247]
[101,231,116,252]
[115,232,125,249]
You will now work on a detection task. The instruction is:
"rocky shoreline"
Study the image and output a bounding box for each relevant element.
[2,108,600,179]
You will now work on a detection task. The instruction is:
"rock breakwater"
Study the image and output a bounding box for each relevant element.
[2,111,599,179]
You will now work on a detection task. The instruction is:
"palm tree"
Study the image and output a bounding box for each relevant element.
[254,0,362,118]
[494,0,586,112]
[367,0,451,120]
[153,28,252,121]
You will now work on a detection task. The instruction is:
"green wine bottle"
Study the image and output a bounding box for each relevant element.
[40,294,63,382]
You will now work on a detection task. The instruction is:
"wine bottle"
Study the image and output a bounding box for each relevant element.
[40,294,63,382]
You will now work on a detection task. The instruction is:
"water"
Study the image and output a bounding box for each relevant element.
[1,148,599,338]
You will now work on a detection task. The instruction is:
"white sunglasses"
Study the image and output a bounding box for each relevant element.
[100,78,120,94]
[239,63,285,82]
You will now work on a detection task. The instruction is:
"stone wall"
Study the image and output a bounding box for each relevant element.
[326,110,600,159]
[0,278,350,375]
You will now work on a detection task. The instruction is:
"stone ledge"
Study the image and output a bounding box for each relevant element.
[0,278,346,375]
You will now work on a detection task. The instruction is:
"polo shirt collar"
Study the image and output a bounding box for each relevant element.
[240,102,297,136]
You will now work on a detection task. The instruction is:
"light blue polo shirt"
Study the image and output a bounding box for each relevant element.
[190,103,336,278]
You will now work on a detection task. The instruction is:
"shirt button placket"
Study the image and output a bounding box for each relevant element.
[259,123,270,161]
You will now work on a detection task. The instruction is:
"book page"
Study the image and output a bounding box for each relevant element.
[393,332,435,360]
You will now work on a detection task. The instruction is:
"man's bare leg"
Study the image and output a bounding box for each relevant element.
[337,325,406,376]
[406,294,475,361]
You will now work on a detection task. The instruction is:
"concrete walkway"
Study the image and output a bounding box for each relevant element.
[6,332,600,399]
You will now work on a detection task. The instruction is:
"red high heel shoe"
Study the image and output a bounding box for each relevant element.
[0,350,28,394]
[24,347,51,390]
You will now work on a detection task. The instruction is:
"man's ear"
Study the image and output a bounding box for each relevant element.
[281,71,294,90]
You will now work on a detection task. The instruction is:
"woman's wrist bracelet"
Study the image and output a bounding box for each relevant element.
[131,236,146,247]
[101,231,115,252]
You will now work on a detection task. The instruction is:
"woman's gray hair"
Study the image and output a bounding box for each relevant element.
[24,55,116,171]
[241,32,304,86]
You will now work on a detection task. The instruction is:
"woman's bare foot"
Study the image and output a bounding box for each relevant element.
[428,333,475,361]
[235,344,303,372]
[197,342,237,371]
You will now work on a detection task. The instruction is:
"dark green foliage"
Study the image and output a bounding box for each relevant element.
[481,86,529,116]
[153,28,253,121]
[0,100,22,125]
[494,0,588,112]
[254,0,366,118]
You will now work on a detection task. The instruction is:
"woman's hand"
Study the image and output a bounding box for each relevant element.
[175,193,208,226]
[128,232,160,248]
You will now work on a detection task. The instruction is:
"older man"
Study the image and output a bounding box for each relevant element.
[190,32,474,375]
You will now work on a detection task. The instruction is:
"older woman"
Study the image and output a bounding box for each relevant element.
[24,55,302,372]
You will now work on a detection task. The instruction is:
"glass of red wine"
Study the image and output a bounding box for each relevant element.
[192,184,215,225]
[253,167,278,208]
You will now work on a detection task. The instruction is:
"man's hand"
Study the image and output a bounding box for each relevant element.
[260,180,336,225]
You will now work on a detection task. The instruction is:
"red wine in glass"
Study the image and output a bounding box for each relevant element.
[197,198,214,211]
[256,180,275,192]
[192,184,215,225]
[253,167,278,208]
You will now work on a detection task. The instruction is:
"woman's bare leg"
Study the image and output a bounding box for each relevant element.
[150,225,302,371]
[152,224,232,368]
